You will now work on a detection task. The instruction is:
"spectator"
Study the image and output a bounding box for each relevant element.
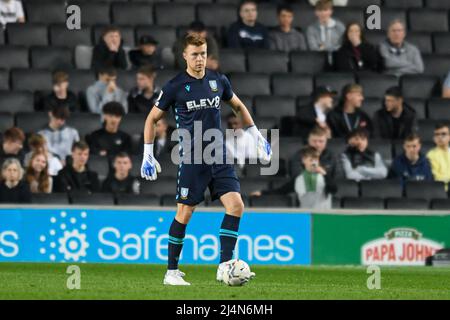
[379,19,424,77]
[0,158,31,203]
[38,106,80,164]
[86,102,132,159]
[25,151,52,194]
[442,71,450,98]
[154,117,174,158]
[390,134,433,188]
[129,35,163,70]
[341,128,388,181]
[92,26,127,72]
[173,21,220,70]
[0,127,25,165]
[0,0,25,29]
[306,0,345,52]
[102,152,140,195]
[23,134,63,177]
[40,71,80,112]
[269,4,307,52]
[289,86,336,140]
[427,124,450,189]
[309,0,348,6]
[227,0,270,49]
[86,67,128,115]
[327,84,372,138]
[54,141,100,194]
[373,86,417,140]
[128,65,161,114]
[334,22,380,72]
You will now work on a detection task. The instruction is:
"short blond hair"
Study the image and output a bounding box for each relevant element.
[183,33,207,50]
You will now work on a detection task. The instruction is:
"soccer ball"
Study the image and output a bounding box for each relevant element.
[222,259,253,286]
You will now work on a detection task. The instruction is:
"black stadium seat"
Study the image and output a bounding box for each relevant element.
[408,9,448,32]
[87,155,110,182]
[30,47,73,70]
[257,3,278,28]
[386,198,429,210]
[423,54,450,77]
[253,95,296,118]
[228,73,270,96]
[433,33,450,54]
[11,69,53,92]
[0,91,34,113]
[272,73,313,97]
[250,195,294,208]
[218,49,246,73]
[290,51,327,74]
[66,113,101,139]
[141,177,177,196]
[342,197,384,209]
[360,180,403,198]
[116,194,160,207]
[0,29,4,45]
[67,70,96,93]
[384,0,423,8]
[31,193,69,205]
[333,7,364,26]
[71,193,115,206]
[401,75,439,99]
[248,50,289,74]
[405,98,427,120]
[417,120,441,142]
[115,70,136,92]
[0,112,14,132]
[314,73,355,93]
[426,0,450,9]
[0,46,29,69]
[427,99,450,120]
[6,23,48,46]
[25,2,67,24]
[154,3,195,27]
[15,112,49,134]
[431,199,450,210]
[69,2,111,25]
[334,180,359,199]
[406,32,433,55]
[362,98,382,119]
[49,25,92,48]
[239,178,270,196]
[357,74,398,98]
[111,3,153,25]
[197,4,236,28]
[405,181,447,200]
[291,4,316,30]
[120,114,145,136]
[0,69,8,90]
[347,0,382,7]
[364,30,385,47]
[380,9,407,30]
[135,26,177,49]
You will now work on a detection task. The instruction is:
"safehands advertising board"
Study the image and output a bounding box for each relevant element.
[0,208,311,265]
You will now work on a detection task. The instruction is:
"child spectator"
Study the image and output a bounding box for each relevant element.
[0,157,31,203]
[129,35,163,70]
[102,152,140,195]
[442,71,450,98]
[24,134,63,177]
[427,124,450,189]
[25,151,52,194]
[92,26,127,72]
[269,4,307,52]
[0,0,25,29]
[128,65,160,114]
[40,71,80,112]
[0,127,25,165]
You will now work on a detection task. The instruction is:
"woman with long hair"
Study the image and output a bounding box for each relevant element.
[25,151,53,194]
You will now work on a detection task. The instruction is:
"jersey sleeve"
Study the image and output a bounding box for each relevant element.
[220,74,234,101]
[154,82,176,111]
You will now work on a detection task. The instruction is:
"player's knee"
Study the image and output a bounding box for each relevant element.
[227,200,244,217]
[176,204,195,224]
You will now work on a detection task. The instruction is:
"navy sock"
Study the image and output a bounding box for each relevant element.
[219,214,241,263]
[168,219,187,270]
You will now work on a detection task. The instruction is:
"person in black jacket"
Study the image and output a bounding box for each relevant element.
[54,141,100,194]
[92,26,128,72]
[86,102,132,160]
[327,84,372,138]
[129,35,163,70]
[373,86,418,140]
[40,71,80,112]
[0,158,31,203]
[128,65,161,114]
[102,152,140,195]
[334,22,380,72]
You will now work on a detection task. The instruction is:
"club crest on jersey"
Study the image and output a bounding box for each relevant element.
[180,187,189,199]
[209,80,218,92]
[185,85,191,92]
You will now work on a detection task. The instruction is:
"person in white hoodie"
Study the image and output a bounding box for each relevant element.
[0,0,25,28]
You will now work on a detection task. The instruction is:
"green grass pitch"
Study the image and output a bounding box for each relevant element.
[0,263,449,300]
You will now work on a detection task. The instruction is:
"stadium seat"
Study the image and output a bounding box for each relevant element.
[114,70,135,92]
[30,47,73,70]
[430,199,450,210]
[215,0,241,3]
[405,98,426,120]
[74,45,93,70]
[362,98,382,119]
[31,193,69,205]
[432,33,450,54]
[357,74,398,98]
[257,3,278,28]
[274,137,303,163]
[342,197,384,209]
[290,51,328,74]
[0,112,14,132]
[406,32,433,55]
[364,30,385,47]
[0,29,4,45]
[334,180,360,199]
[314,73,355,93]
[49,25,92,48]
[250,195,295,208]
[360,180,403,198]
[25,2,67,24]
[15,112,48,134]
[291,4,316,30]
[120,114,145,137]
[197,4,236,28]
[333,7,364,26]
[380,9,407,30]
[11,69,52,92]
[116,194,161,207]
[141,177,177,196]
[245,159,287,177]
[384,0,423,8]
[66,113,101,139]
[67,70,96,93]
[6,23,48,46]
[423,54,450,77]
[401,75,439,99]
[253,96,296,118]
[425,0,450,9]
[0,91,34,113]
[405,181,447,200]
[239,178,270,196]
[0,46,29,69]
[154,3,195,27]
[218,49,246,73]
[408,9,448,32]
[135,26,177,49]
[427,98,450,120]
[154,69,178,89]
[253,116,278,130]
[371,139,393,166]
[248,50,289,74]
[0,69,8,90]
[157,160,179,179]
[272,73,313,98]
[228,73,270,96]
[325,138,346,157]
[68,2,111,25]
[347,0,382,8]
[87,155,110,182]
[70,193,115,206]
[417,120,441,142]
[111,3,153,25]
[93,25,135,48]
[160,194,177,207]
[386,198,429,210]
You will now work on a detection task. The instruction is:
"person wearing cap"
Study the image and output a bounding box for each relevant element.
[287,86,336,140]
[173,20,219,70]
[129,35,163,70]
[373,86,418,140]
[327,83,372,138]
[92,26,128,72]
[40,71,80,113]
[128,65,161,114]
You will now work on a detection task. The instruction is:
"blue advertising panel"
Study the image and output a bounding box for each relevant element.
[0,208,311,265]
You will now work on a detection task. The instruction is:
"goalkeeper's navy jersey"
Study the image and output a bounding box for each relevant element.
[155,69,234,160]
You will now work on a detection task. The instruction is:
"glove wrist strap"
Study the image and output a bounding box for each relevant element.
[144,143,154,157]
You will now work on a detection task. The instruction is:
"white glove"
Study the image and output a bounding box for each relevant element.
[246,125,272,162]
[141,144,162,181]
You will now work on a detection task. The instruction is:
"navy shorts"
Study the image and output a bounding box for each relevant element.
[176,163,240,206]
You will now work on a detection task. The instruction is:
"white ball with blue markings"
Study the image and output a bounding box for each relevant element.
[222,259,252,286]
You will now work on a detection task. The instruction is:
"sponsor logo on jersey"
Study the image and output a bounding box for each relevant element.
[186,96,221,111]
[185,85,191,92]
